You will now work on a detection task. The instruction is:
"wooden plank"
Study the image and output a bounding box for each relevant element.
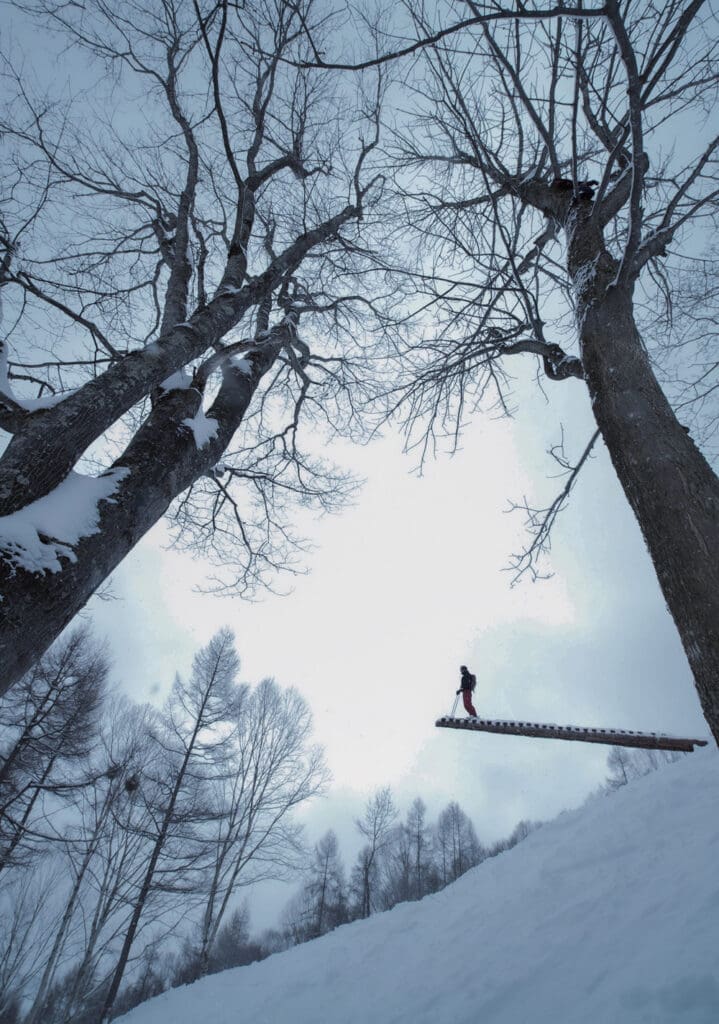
[435,717,709,753]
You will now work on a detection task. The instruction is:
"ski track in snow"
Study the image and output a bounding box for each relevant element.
[117,748,719,1024]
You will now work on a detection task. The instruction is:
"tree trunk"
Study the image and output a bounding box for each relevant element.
[1,193,361,693]
[0,349,276,696]
[0,204,357,520]
[0,757,53,871]
[570,222,719,745]
[24,787,113,1024]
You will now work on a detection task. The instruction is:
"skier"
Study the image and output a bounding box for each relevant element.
[456,665,478,717]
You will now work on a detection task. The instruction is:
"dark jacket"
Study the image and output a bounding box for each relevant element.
[460,670,476,692]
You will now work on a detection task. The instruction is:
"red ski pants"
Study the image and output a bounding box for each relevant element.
[462,690,477,717]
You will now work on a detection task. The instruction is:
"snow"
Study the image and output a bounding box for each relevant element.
[572,253,600,302]
[117,747,719,1024]
[230,354,253,376]
[160,369,193,392]
[14,391,76,411]
[182,409,218,448]
[0,342,75,411]
[0,467,128,575]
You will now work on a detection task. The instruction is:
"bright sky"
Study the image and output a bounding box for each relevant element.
[85,363,707,929]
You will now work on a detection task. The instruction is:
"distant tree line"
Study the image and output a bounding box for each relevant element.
[265,791,539,953]
[604,745,686,792]
[0,628,326,1024]
[267,743,692,954]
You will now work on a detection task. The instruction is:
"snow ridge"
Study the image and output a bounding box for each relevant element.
[117,747,719,1024]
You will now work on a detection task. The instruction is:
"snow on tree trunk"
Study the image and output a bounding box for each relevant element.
[0,353,273,696]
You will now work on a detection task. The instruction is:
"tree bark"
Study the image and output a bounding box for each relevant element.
[568,209,719,745]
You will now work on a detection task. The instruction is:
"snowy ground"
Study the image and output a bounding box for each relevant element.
[119,747,719,1024]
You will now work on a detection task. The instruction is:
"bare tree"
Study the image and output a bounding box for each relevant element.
[507,819,538,847]
[0,628,108,870]
[0,867,58,1019]
[106,946,171,1023]
[196,678,327,975]
[280,829,348,945]
[380,799,436,908]
[0,0,386,693]
[22,698,156,1024]
[0,629,326,1017]
[98,629,240,1022]
[378,822,412,910]
[605,742,684,790]
[404,797,436,900]
[286,829,347,941]
[352,786,397,918]
[381,0,719,741]
[605,745,635,790]
[434,801,483,886]
[207,902,264,973]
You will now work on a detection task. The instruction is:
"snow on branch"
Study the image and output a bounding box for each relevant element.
[0,339,77,425]
[181,409,219,449]
[0,468,129,576]
[160,368,194,393]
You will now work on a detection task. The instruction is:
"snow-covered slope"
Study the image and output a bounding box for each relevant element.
[119,747,719,1024]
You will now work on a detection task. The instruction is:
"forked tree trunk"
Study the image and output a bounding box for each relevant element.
[0,196,362,694]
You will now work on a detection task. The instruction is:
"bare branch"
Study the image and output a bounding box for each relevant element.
[507,428,601,583]
[288,3,608,72]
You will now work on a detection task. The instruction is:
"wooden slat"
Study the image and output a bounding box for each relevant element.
[435,717,709,753]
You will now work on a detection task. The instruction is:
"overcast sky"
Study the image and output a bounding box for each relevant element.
[85,361,707,930]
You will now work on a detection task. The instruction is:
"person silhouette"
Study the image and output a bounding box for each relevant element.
[456,665,477,717]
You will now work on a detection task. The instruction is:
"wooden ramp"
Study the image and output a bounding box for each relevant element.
[435,716,709,753]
